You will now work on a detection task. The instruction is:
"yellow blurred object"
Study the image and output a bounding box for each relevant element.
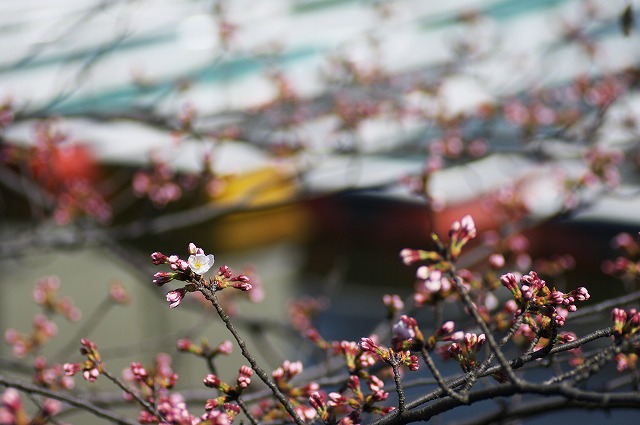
[210,166,313,250]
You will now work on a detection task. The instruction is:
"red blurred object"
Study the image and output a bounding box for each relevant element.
[30,143,100,192]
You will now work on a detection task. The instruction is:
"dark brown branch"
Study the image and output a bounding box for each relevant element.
[0,374,138,425]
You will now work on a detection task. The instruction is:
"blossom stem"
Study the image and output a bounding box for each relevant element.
[420,347,468,403]
[200,286,306,425]
[236,397,260,425]
[53,297,113,361]
[101,368,162,420]
[447,268,523,387]
[463,310,528,393]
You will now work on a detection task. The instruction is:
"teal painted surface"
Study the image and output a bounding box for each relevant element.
[421,0,570,30]
[49,46,319,115]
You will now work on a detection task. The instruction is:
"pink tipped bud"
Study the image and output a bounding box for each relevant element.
[203,374,221,388]
[239,366,253,378]
[153,272,174,287]
[416,266,429,280]
[166,288,186,308]
[359,337,378,352]
[400,248,421,265]
[383,294,404,312]
[41,398,61,416]
[500,273,519,292]
[63,363,81,376]
[309,391,326,411]
[176,339,192,351]
[151,252,168,265]
[574,287,590,301]
[488,253,505,269]
[438,321,455,336]
[217,340,233,355]
[232,282,252,291]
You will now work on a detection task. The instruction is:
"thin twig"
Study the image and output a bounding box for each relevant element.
[200,285,306,425]
[101,368,162,420]
[419,347,467,403]
[0,374,138,425]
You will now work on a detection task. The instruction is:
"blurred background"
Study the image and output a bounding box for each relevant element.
[2,0,640,423]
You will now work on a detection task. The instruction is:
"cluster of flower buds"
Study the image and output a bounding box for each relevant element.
[602,232,640,281]
[382,294,404,318]
[583,146,623,189]
[359,338,419,371]
[500,271,589,318]
[177,338,233,359]
[425,321,464,351]
[400,216,477,307]
[203,365,253,399]
[611,309,639,373]
[128,354,179,394]
[52,179,112,225]
[449,215,477,260]
[32,276,81,322]
[139,394,195,424]
[151,244,252,309]
[612,308,640,340]
[4,314,58,358]
[272,361,308,394]
[413,268,455,306]
[0,388,61,425]
[33,356,75,391]
[342,375,392,414]
[447,333,486,373]
[132,158,182,207]
[251,360,318,422]
[330,340,376,372]
[64,338,102,382]
[200,402,240,425]
[391,315,423,351]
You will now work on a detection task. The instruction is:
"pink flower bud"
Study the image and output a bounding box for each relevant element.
[488,253,505,269]
[438,321,455,336]
[151,252,168,265]
[232,282,252,291]
[2,388,22,411]
[176,339,192,351]
[416,266,429,280]
[309,391,326,410]
[392,316,417,341]
[203,374,221,388]
[153,272,174,287]
[383,294,404,312]
[83,368,100,382]
[224,402,241,415]
[63,363,81,376]
[217,340,233,355]
[42,398,62,416]
[400,248,421,265]
[166,288,186,309]
[359,337,378,352]
[500,273,518,292]
[327,391,346,407]
[574,287,590,301]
